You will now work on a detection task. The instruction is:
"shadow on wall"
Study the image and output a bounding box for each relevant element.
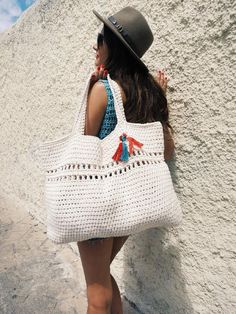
[122,227,193,314]
[121,156,192,313]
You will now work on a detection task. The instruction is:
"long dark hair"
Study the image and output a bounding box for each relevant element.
[100,25,174,133]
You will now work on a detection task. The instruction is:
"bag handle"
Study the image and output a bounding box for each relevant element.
[107,75,128,124]
[71,70,94,134]
[72,73,127,135]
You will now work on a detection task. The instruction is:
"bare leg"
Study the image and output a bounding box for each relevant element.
[110,274,123,314]
[77,238,113,314]
[109,235,129,314]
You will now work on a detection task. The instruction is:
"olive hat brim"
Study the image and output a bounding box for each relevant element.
[92,9,149,71]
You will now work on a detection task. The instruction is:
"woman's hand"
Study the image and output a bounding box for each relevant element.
[155,69,169,96]
[89,64,108,93]
[92,64,108,80]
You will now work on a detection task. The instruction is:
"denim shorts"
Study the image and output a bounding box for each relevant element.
[88,237,105,241]
[87,235,130,242]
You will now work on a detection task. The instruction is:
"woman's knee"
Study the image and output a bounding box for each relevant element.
[87,284,113,312]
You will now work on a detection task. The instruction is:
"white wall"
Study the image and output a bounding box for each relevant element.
[0,0,235,313]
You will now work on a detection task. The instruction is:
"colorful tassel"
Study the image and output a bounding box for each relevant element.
[120,134,129,161]
[112,132,143,162]
[112,142,123,161]
[127,135,143,155]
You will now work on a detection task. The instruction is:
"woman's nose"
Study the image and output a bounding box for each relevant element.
[93,44,97,51]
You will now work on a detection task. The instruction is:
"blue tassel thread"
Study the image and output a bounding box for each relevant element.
[120,134,129,161]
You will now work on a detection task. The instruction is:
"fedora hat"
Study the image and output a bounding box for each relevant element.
[92,6,154,70]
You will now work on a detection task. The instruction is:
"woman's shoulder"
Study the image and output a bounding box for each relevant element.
[88,81,108,109]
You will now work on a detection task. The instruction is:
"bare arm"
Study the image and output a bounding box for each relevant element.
[84,81,108,136]
[155,69,175,160]
[163,124,175,161]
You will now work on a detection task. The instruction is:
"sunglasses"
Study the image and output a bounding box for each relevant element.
[97,32,104,47]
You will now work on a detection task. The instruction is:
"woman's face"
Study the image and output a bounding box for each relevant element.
[93,31,109,67]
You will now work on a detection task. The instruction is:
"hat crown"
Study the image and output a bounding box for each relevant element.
[93,6,154,70]
[109,6,153,58]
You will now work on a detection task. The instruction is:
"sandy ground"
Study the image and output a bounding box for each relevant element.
[0,196,133,314]
[0,196,89,313]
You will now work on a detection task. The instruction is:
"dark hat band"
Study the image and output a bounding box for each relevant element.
[108,16,140,56]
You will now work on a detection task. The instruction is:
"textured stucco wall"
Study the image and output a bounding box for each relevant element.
[0,0,235,313]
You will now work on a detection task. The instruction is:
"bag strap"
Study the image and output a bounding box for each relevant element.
[73,73,127,135]
[71,70,94,134]
[107,75,127,124]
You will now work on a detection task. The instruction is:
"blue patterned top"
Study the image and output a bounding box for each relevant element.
[97,79,117,139]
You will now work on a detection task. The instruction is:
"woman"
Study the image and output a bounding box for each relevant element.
[77,6,175,314]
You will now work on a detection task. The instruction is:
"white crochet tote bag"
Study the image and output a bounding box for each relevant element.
[32,71,183,243]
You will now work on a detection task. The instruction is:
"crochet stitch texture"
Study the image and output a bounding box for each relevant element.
[33,72,183,243]
[88,79,117,242]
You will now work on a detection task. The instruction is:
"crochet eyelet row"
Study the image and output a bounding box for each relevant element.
[46,150,163,174]
[46,159,163,182]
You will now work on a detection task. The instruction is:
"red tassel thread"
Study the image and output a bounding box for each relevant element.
[127,136,143,155]
[112,132,143,162]
[112,142,123,161]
